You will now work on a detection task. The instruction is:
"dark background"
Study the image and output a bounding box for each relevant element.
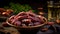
[0,0,48,12]
[0,0,59,13]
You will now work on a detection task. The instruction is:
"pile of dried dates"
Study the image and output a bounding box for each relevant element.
[8,11,45,27]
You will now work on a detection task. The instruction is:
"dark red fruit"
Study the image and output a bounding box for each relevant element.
[2,22,10,27]
[47,22,54,25]
[34,22,40,26]
[22,19,31,24]
[14,21,21,26]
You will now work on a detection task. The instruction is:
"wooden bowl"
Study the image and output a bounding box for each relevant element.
[6,17,47,34]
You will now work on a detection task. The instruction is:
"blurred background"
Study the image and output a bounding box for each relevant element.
[0,0,60,20]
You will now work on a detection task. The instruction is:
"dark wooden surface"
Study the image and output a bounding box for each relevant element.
[0,22,60,34]
[0,23,20,34]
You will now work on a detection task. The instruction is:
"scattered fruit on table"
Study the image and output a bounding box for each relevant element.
[47,22,54,25]
[0,8,13,16]
[56,19,60,24]
[0,8,6,15]
[41,28,48,32]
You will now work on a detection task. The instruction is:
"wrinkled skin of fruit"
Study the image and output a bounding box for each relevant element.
[7,11,46,27]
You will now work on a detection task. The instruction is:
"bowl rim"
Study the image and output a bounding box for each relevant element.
[6,18,47,28]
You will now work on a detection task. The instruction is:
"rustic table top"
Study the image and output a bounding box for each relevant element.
[0,22,60,34]
[0,23,20,34]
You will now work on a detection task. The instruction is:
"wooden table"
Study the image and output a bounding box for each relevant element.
[0,23,20,34]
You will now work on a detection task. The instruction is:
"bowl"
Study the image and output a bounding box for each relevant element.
[6,17,47,34]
